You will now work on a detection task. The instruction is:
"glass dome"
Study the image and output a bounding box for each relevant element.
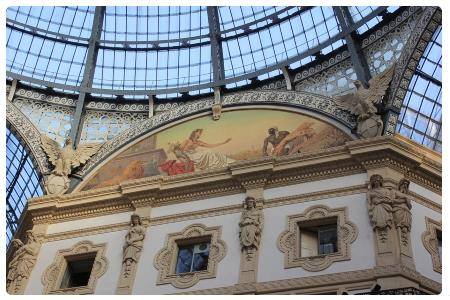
[6,6,394,98]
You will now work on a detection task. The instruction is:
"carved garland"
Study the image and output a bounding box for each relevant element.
[278,205,358,272]
[41,240,108,294]
[153,223,227,289]
[421,217,442,274]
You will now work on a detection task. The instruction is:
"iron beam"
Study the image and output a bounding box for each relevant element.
[69,6,105,147]
[333,7,375,88]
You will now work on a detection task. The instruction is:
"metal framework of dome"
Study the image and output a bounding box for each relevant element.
[5,6,442,246]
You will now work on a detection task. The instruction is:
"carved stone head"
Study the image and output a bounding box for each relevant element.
[25,230,36,243]
[244,196,257,210]
[398,178,410,193]
[130,213,142,226]
[369,174,384,189]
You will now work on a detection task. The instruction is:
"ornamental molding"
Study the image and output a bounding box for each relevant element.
[177,264,441,295]
[41,240,108,294]
[291,6,419,87]
[387,7,441,111]
[13,87,152,113]
[14,88,78,108]
[21,135,440,228]
[360,7,420,50]
[77,90,356,177]
[278,205,357,271]
[6,100,51,174]
[153,223,227,289]
[421,217,441,273]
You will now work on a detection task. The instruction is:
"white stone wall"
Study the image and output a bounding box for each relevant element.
[259,192,377,282]
[410,201,442,283]
[23,173,441,294]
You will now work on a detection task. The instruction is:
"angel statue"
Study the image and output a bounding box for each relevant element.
[40,135,101,195]
[332,63,396,138]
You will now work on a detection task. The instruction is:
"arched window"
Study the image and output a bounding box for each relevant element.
[6,128,44,246]
[396,25,442,152]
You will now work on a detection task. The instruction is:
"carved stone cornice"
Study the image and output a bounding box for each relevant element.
[176,264,441,295]
[21,135,440,228]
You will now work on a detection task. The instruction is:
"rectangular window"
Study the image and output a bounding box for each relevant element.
[299,219,338,257]
[175,240,211,274]
[60,254,96,289]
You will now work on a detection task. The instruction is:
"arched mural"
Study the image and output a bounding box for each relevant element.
[81,109,352,191]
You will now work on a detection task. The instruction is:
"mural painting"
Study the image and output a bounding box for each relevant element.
[82,109,351,190]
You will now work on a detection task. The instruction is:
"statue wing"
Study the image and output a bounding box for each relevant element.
[70,143,102,169]
[40,134,61,167]
[332,93,363,115]
[366,63,396,105]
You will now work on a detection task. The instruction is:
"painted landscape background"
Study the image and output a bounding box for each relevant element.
[82,109,351,190]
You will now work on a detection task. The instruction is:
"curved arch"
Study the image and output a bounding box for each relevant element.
[6,100,51,175]
[385,7,441,135]
[5,128,44,245]
[78,90,356,178]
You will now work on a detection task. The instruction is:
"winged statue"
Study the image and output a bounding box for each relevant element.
[332,63,396,138]
[40,135,102,194]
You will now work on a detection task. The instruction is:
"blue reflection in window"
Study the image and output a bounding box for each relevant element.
[175,242,210,274]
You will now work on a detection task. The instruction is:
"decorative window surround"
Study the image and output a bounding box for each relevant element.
[278,205,357,271]
[154,223,227,289]
[421,217,442,273]
[41,241,108,294]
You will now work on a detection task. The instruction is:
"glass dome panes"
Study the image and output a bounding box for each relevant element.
[221,7,344,80]
[6,128,44,246]
[397,25,442,152]
[7,6,398,96]
[6,27,88,86]
[6,6,95,41]
[101,7,210,44]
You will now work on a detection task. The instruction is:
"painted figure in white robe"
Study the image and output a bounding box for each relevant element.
[179,129,234,170]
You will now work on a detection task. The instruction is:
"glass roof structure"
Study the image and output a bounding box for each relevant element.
[5,6,442,245]
[6,6,394,98]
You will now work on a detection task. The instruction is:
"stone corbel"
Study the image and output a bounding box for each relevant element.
[212,87,222,120]
[230,158,274,192]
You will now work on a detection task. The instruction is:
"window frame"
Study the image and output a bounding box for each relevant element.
[278,205,357,271]
[154,224,226,289]
[42,241,108,294]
